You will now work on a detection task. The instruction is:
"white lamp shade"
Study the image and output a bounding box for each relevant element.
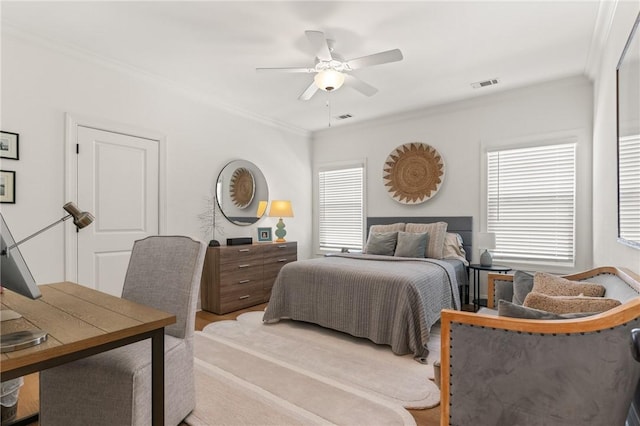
[314,70,345,92]
[268,200,294,218]
[476,232,496,250]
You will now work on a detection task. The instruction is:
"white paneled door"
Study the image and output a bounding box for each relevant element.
[75,126,160,296]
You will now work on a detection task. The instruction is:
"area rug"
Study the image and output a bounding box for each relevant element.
[185,311,441,425]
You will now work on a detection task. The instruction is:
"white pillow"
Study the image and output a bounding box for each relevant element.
[443,232,468,265]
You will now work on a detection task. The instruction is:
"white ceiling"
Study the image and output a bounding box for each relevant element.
[1,1,603,133]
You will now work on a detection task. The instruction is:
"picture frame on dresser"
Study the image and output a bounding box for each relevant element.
[257,227,272,242]
[0,131,19,160]
[0,170,16,203]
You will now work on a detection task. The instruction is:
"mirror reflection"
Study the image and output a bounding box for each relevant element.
[216,160,269,226]
[617,13,640,248]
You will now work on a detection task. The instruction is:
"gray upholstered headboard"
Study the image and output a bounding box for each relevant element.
[367,216,473,262]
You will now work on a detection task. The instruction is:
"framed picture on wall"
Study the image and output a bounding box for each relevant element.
[0,170,16,203]
[0,131,19,160]
[257,227,272,242]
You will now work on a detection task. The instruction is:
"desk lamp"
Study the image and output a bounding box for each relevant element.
[268,200,293,242]
[0,202,94,352]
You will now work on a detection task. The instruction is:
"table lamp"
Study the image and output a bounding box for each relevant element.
[1,202,94,352]
[476,232,496,267]
[268,200,293,242]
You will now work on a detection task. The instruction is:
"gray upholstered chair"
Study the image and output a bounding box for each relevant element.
[440,267,640,426]
[40,236,206,426]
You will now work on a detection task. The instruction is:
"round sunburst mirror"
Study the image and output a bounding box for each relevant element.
[383,142,445,204]
[216,160,269,226]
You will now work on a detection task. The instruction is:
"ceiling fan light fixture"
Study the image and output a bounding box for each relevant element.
[314,69,345,92]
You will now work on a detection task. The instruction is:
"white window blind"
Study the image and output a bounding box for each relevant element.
[619,135,640,245]
[318,165,364,251]
[487,142,576,265]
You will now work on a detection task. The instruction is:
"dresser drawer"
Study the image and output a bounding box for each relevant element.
[219,267,263,288]
[263,242,297,256]
[264,258,295,279]
[219,245,261,264]
[219,260,262,276]
[219,283,264,313]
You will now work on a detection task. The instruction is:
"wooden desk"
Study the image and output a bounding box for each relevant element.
[0,282,176,426]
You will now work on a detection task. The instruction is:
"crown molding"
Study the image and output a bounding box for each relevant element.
[584,0,619,80]
[314,75,591,137]
[1,24,310,138]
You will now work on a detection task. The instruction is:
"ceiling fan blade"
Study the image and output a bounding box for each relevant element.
[344,74,378,97]
[298,81,319,101]
[305,30,333,61]
[256,67,315,73]
[346,49,403,70]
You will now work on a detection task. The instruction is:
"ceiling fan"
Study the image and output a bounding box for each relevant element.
[256,30,403,101]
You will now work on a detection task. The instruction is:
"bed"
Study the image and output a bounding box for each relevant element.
[262,216,472,359]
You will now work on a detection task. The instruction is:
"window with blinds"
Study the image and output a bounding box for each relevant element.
[619,135,640,246]
[318,165,364,251]
[487,142,576,265]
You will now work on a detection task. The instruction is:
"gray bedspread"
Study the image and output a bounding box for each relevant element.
[262,253,461,358]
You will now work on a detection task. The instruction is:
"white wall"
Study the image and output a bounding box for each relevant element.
[0,33,313,285]
[313,76,594,274]
[592,1,640,273]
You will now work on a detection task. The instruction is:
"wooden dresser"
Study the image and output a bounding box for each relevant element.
[200,241,297,314]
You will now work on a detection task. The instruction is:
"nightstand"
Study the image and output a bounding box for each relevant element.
[468,263,511,311]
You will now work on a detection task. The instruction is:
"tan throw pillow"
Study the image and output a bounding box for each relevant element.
[532,272,606,297]
[369,222,405,234]
[523,292,621,314]
[443,232,467,260]
[405,222,448,259]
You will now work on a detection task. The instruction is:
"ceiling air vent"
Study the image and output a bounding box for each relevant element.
[471,78,499,89]
[335,113,353,120]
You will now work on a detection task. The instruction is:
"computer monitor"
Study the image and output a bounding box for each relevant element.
[0,213,41,299]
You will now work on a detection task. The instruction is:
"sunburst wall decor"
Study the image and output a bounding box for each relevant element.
[229,167,255,209]
[383,142,445,204]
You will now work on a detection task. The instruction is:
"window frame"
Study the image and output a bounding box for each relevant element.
[481,133,582,271]
[617,134,640,248]
[313,160,366,256]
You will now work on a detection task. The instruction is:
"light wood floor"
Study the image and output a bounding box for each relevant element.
[14,303,441,425]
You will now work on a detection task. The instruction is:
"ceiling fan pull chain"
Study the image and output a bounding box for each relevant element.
[326,93,332,128]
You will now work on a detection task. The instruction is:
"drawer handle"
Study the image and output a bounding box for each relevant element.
[238,248,250,252]
[239,279,251,284]
[238,264,251,268]
[278,258,288,262]
[277,245,287,249]
[239,295,250,300]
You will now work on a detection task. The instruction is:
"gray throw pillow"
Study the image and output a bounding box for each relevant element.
[364,232,398,256]
[512,270,534,305]
[498,300,597,320]
[394,232,429,258]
